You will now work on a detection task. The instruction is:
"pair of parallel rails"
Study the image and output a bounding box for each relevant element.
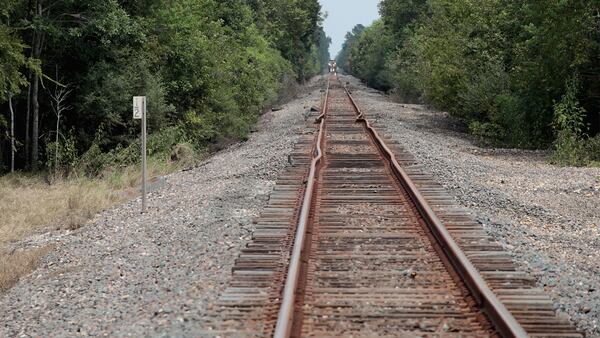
[210,77,582,337]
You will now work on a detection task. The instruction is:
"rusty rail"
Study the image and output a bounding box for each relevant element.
[273,79,330,338]
[212,76,581,337]
[344,84,528,338]
[274,77,527,338]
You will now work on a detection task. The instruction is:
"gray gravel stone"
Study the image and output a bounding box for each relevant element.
[342,74,600,337]
[0,77,325,337]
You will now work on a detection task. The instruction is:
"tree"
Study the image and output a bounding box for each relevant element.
[347,20,393,90]
[344,0,600,149]
[316,26,331,72]
[47,72,71,176]
[0,6,28,172]
[0,0,330,173]
[336,24,365,71]
[252,0,322,80]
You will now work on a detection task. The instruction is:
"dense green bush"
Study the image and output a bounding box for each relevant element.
[346,21,393,90]
[45,133,77,174]
[338,0,600,161]
[550,75,590,166]
[0,0,330,174]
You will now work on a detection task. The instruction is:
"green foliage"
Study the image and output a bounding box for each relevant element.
[1,0,329,174]
[336,24,365,71]
[379,0,427,37]
[347,21,393,90]
[77,125,191,176]
[76,144,108,176]
[81,55,173,150]
[550,75,589,166]
[0,15,27,99]
[45,133,77,173]
[316,28,332,72]
[251,0,322,80]
[339,0,600,154]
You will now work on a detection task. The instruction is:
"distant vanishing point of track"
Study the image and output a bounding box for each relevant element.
[210,76,582,338]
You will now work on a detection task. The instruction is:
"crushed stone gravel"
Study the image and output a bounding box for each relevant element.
[0,77,325,337]
[342,74,600,337]
[3,74,598,337]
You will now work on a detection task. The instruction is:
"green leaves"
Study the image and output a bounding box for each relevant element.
[0,0,326,173]
[253,0,323,80]
[344,0,600,150]
[346,21,393,90]
[0,22,26,100]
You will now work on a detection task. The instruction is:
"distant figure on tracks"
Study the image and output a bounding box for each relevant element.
[328,60,337,74]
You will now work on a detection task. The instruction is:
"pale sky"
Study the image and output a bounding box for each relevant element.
[320,0,381,58]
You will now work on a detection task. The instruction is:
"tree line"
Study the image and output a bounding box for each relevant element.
[0,0,331,174]
[338,0,600,165]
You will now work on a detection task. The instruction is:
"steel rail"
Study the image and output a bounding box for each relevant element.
[343,82,528,338]
[273,79,330,338]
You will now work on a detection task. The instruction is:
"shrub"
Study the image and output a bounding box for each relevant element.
[45,132,78,176]
[170,143,197,167]
[342,0,600,151]
[584,135,600,165]
[468,121,505,146]
[76,144,109,177]
[550,75,589,166]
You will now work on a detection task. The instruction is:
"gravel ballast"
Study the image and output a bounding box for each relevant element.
[2,74,598,337]
[342,74,600,337]
[0,78,324,337]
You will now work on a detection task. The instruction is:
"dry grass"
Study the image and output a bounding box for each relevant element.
[0,158,180,293]
[0,246,52,292]
[0,159,176,245]
[0,175,122,243]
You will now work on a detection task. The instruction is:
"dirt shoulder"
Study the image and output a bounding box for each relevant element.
[342,74,600,336]
[0,77,325,337]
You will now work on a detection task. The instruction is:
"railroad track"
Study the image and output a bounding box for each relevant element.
[211,77,582,337]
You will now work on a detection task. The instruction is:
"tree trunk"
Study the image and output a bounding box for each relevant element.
[31,0,43,171]
[25,76,31,168]
[9,93,15,173]
[25,12,38,169]
[55,113,59,176]
[31,67,40,171]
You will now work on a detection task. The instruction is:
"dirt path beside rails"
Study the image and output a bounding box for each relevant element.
[342,74,600,337]
[0,77,325,337]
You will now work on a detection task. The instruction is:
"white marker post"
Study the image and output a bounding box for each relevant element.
[133,96,147,213]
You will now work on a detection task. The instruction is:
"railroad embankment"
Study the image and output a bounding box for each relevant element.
[0,77,325,337]
[343,74,600,336]
[1,74,598,336]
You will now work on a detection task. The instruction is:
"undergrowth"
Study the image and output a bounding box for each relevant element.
[550,75,600,167]
[0,140,207,293]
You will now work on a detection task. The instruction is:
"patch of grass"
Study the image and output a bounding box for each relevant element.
[0,153,204,293]
[0,246,52,292]
[0,156,185,244]
[0,174,120,243]
[550,135,600,167]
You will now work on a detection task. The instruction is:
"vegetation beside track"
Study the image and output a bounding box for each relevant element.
[0,0,330,291]
[0,0,331,237]
[338,0,600,166]
[0,0,331,175]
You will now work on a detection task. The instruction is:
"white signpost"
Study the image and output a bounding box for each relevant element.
[133,96,147,213]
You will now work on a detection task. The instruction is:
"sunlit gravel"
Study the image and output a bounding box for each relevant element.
[343,74,600,337]
[0,78,324,337]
